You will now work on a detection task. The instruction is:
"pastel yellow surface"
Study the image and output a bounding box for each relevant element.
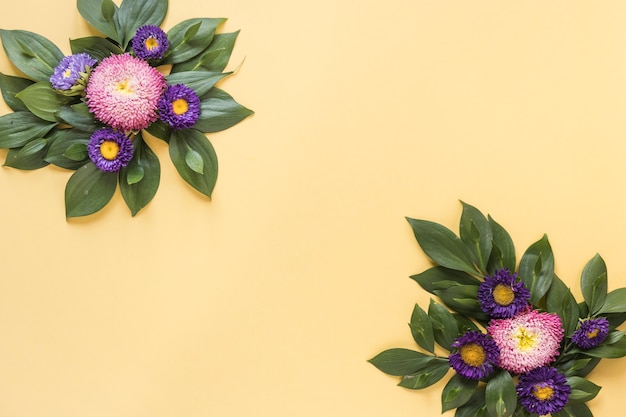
[1,1,626,416]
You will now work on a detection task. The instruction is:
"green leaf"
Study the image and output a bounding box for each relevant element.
[409,303,435,354]
[56,103,98,133]
[0,30,65,82]
[455,388,488,417]
[145,120,172,142]
[165,71,231,97]
[119,133,160,216]
[546,275,580,336]
[565,376,601,402]
[410,266,481,295]
[65,163,118,218]
[558,357,599,378]
[0,112,57,148]
[77,0,120,43]
[15,82,73,122]
[599,288,626,314]
[194,88,254,133]
[580,254,608,315]
[552,402,593,417]
[406,217,477,276]
[398,361,449,390]
[441,374,477,413]
[485,370,517,417]
[434,285,489,324]
[0,72,34,112]
[70,36,124,60]
[368,348,442,376]
[3,138,50,170]
[161,18,225,65]
[171,31,239,73]
[45,129,90,170]
[184,146,204,174]
[518,234,554,304]
[583,331,626,358]
[169,129,218,198]
[428,299,460,351]
[459,201,492,274]
[486,215,516,273]
[115,0,168,48]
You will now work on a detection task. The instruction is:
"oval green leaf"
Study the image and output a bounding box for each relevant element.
[169,129,218,198]
[0,29,64,82]
[119,133,160,216]
[0,112,57,148]
[0,72,34,112]
[485,370,517,417]
[65,163,118,218]
[580,253,608,315]
[194,88,254,133]
[518,234,554,304]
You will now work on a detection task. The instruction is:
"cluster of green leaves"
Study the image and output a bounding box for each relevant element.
[369,201,626,417]
[0,0,253,218]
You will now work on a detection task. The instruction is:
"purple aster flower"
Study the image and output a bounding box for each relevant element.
[50,53,98,95]
[516,366,571,415]
[478,269,530,319]
[448,331,500,380]
[488,309,564,374]
[88,128,133,172]
[132,25,169,60]
[571,317,610,350]
[85,53,166,132]
[157,84,201,130]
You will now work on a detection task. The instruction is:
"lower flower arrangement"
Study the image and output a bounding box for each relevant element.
[369,202,626,417]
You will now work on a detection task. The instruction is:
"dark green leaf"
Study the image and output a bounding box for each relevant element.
[518,234,554,304]
[453,314,481,333]
[486,215,516,273]
[597,287,626,315]
[406,217,477,276]
[171,31,239,73]
[115,0,168,48]
[546,275,580,336]
[161,18,225,65]
[56,103,98,132]
[368,348,442,376]
[0,72,34,112]
[455,387,487,417]
[0,112,57,148]
[3,138,50,170]
[194,88,254,133]
[558,357,599,378]
[77,0,120,43]
[459,201,492,274]
[583,331,626,358]
[441,374,477,413]
[409,303,435,354]
[0,30,64,82]
[65,163,118,218]
[145,119,172,142]
[169,129,218,198]
[410,266,481,295]
[485,370,517,417]
[434,285,489,323]
[70,36,124,60]
[119,133,160,216]
[165,71,231,97]
[565,376,601,402]
[398,360,449,390]
[45,129,91,170]
[428,299,460,351]
[15,82,73,122]
[552,402,593,417]
[580,254,608,315]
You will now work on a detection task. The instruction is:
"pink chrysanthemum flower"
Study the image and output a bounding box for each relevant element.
[85,53,166,131]
[487,309,564,374]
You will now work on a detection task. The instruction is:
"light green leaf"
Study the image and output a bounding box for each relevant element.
[16,82,73,122]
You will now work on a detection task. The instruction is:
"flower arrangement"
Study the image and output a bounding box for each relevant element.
[369,202,626,417]
[0,0,253,218]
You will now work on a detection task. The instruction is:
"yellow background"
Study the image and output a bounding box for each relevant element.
[1,0,626,416]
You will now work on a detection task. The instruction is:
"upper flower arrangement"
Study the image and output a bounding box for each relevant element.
[0,0,253,218]
[369,202,626,417]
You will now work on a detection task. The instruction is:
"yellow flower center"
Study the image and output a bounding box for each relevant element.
[145,37,159,51]
[515,327,537,351]
[115,79,134,95]
[587,328,600,339]
[459,343,486,367]
[172,98,189,115]
[533,385,554,401]
[63,69,72,78]
[493,284,515,306]
[100,140,120,160]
